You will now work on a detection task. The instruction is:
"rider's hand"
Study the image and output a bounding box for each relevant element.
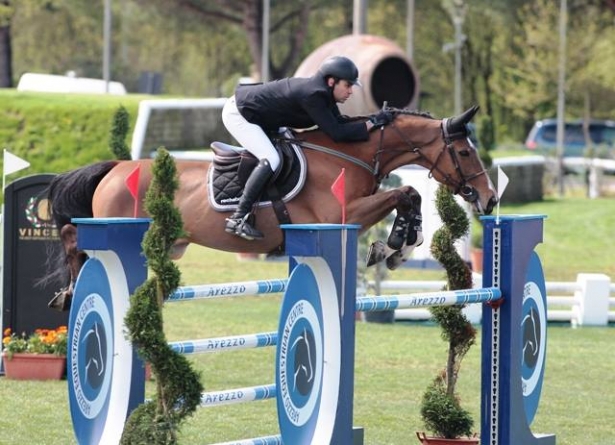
[369,110,394,129]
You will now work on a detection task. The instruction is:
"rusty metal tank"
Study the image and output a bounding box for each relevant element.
[294,34,419,116]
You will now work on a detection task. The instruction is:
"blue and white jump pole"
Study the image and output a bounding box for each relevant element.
[66,215,555,445]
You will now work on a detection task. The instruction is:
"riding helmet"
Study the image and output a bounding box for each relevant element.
[318,56,362,87]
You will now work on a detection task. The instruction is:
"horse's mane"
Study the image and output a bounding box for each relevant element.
[389,108,434,119]
[353,108,435,121]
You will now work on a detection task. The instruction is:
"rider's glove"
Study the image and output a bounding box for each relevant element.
[369,110,394,129]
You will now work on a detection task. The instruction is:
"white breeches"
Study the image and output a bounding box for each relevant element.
[222,96,281,171]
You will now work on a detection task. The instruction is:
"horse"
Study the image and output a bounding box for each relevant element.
[44,106,497,310]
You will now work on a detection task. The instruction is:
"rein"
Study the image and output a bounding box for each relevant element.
[291,112,488,198]
[294,140,375,175]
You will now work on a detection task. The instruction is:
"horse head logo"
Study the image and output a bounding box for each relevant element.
[82,322,107,389]
[292,327,316,396]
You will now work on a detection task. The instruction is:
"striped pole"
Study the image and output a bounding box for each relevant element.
[211,435,282,445]
[201,384,277,408]
[168,288,502,356]
[356,287,501,312]
[168,279,287,301]
[169,332,277,354]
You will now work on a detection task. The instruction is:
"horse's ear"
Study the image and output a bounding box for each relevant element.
[448,105,480,134]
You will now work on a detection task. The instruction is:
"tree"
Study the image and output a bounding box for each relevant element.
[492,0,615,121]
[0,0,13,87]
[137,0,316,80]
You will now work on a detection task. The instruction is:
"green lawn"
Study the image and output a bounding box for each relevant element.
[1,198,614,444]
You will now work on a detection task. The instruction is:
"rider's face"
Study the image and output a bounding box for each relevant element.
[330,79,354,103]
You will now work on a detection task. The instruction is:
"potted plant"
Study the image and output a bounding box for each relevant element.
[2,326,68,380]
[417,185,478,444]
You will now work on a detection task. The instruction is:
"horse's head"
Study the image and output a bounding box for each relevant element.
[380,106,498,215]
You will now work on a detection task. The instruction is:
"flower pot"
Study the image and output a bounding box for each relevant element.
[416,432,479,444]
[2,352,66,380]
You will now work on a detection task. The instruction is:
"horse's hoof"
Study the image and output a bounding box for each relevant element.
[48,289,72,312]
[366,240,386,267]
[386,250,405,270]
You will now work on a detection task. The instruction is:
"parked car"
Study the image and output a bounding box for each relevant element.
[525,119,615,158]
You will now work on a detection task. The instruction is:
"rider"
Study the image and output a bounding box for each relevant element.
[222,55,394,240]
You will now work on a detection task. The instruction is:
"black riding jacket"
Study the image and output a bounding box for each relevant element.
[234,75,369,143]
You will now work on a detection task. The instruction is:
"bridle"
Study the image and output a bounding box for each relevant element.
[371,115,489,202]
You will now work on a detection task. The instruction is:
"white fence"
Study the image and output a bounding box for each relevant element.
[367,273,615,326]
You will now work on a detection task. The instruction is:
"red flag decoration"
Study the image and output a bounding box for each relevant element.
[331,168,346,224]
[125,165,141,217]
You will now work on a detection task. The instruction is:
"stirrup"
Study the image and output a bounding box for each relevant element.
[225,215,263,241]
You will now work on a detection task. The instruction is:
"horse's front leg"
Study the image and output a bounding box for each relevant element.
[346,186,423,268]
[345,186,417,230]
[384,188,424,270]
[386,189,422,249]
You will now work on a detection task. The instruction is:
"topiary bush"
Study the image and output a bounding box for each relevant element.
[121,148,203,444]
[419,184,476,439]
[109,105,132,160]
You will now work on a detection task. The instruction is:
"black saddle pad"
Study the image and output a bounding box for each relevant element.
[208,137,307,211]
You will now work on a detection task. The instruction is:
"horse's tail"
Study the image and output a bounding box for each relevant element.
[47,160,119,229]
[38,161,119,290]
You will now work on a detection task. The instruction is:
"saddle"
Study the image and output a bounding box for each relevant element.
[208,131,307,223]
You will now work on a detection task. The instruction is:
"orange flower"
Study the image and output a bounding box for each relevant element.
[2,326,68,357]
[3,328,10,337]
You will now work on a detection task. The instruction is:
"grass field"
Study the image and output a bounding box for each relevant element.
[1,199,614,444]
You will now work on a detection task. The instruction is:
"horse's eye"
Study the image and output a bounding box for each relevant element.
[459,149,470,157]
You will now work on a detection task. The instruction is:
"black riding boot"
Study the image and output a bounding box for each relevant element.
[225,159,274,240]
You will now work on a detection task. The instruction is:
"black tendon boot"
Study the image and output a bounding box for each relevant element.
[225,159,274,240]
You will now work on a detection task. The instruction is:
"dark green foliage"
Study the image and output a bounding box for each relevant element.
[429,186,472,291]
[420,375,474,439]
[121,148,202,444]
[110,106,132,160]
[0,91,140,188]
[420,184,476,439]
[120,401,175,444]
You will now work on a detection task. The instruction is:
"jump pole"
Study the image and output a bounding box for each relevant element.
[66,215,556,445]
